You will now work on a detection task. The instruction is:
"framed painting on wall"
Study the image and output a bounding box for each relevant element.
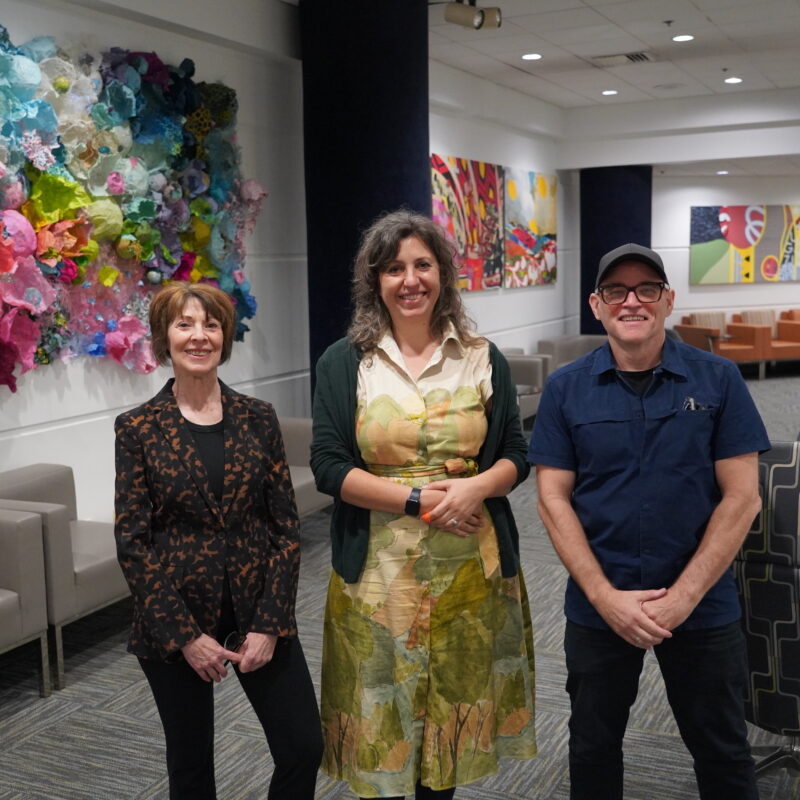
[503,167,557,288]
[430,153,504,291]
[690,204,800,284]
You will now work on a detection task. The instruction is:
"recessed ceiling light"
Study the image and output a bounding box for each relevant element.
[672,34,694,42]
[522,53,542,61]
[724,76,743,84]
[716,170,729,175]
[602,89,618,96]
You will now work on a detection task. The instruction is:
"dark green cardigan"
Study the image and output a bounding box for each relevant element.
[310,337,530,583]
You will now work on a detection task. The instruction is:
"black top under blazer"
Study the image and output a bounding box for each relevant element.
[114,379,301,661]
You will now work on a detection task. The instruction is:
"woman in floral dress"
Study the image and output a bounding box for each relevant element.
[311,210,536,799]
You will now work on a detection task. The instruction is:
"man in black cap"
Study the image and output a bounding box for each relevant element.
[528,243,769,799]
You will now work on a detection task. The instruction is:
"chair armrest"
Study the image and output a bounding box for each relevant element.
[277,417,313,467]
[0,499,77,622]
[726,323,771,353]
[0,508,47,637]
[673,324,719,353]
[777,320,800,341]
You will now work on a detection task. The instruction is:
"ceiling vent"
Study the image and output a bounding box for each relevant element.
[589,52,655,68]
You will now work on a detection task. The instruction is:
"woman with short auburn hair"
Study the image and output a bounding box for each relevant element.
[148,283,237,366]
[115,282,322,799]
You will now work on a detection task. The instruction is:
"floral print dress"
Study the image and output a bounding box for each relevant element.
[320,330,537,798]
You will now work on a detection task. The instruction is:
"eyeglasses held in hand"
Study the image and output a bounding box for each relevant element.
[223,630,246,666]
[596,282,667,305]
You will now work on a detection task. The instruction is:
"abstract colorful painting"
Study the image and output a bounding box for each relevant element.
[690,205,800,284]
[503,168,557,288]
[0,24,264,392]
[431,153,504,291]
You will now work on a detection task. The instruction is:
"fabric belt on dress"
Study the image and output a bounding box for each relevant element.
[367,457,478,478]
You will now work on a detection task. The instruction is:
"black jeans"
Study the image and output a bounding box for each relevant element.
[564,620,758,800]
[139,620,322,799]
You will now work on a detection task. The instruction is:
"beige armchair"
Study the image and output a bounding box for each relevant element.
[0,507,50,696]
[537,334,608,371]
[279,417,331,517]
[0,463,129,689]
[503,353,550,425]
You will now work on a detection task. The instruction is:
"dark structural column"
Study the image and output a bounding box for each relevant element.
[299,0,431,381]
[579,165,652,334]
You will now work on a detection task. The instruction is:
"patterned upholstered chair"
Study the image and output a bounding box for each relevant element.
[734,441,800,778]
[673,311,770,379]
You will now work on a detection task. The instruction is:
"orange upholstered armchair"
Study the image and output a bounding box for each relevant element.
[733,310,800,364]
[673,311,770,379]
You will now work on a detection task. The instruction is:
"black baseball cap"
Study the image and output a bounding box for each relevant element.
[596,243,668,288]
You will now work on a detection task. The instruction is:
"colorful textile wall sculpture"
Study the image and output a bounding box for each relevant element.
[690,205,800,284]
[0,25,264,392]
[431,153,557,291]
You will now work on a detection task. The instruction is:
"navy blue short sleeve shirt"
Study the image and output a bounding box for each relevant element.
[528,336,770,630]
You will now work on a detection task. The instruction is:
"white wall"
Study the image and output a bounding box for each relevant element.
[0,0,307,521]
[559,88,800,169]
[653,175,800,326]
[429,62,571,353]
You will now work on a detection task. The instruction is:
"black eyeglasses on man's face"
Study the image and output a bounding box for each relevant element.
[596,281,667,305]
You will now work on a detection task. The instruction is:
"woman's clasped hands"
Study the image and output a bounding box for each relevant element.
[419,478,486,537]
[181,631,279,681]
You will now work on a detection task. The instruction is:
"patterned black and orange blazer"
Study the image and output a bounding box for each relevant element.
[114,379,301,661]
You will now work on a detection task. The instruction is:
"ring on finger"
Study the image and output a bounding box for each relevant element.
[448,517,459,527]
[634,636,642,645]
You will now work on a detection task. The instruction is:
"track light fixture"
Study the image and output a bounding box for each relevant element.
[443,1,502,30]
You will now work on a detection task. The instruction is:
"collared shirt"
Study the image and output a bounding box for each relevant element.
[528,336,770,630]
[357,326,493,467]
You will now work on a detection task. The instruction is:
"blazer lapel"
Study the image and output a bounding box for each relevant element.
[152,381,224,526]
[220,383,250,520]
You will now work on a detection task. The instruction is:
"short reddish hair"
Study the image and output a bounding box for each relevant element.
[149,283,236,366]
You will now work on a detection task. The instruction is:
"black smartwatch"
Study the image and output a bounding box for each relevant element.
[404,487,422,517]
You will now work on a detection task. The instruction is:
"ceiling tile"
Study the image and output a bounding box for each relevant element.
[702,0,800,24]
[512,7,612,34]
[691,0,771,9]
[465,33,557,56]
[501,0,586,13]
[605,60,713,92]
[500,71,595,107]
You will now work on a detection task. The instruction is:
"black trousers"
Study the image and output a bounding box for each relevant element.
[564,620,758,800]
[139,599,322,800]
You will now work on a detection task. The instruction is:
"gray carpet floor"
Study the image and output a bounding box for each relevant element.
[1,372,799,799]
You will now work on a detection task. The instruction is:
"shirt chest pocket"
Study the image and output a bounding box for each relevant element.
[570,406,636,474]
[651,407,717,466]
